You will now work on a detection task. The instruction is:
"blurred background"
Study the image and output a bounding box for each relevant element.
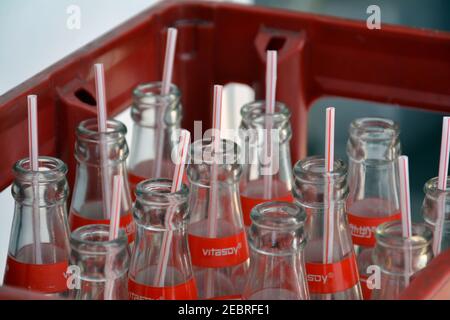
[0,0,449,281]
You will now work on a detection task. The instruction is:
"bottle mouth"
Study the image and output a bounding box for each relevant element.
[135,178,189,205]
[250,201,306,231]
[77,118,127,142]
[133,82,181,106]
[14,156,67,181]
[375,221,433,250]
[424,176,450,198]
[190,138,240,165]
[293,156,347,184]
[70,224,127,253]
[241,101,290,126]
[349,117,399,141]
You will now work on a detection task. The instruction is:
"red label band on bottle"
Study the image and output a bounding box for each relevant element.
[210,295,242,300]
[128,278,198,300]
[359,274,372,300]
[240,194,294,227]
[70,212,135,243]
[3,256,69,294]
[305,254,359,294]
[188,231,249,268]
[347,213,401,247]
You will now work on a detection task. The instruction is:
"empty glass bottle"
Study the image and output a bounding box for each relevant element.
[128,179,197,300]
[69,118,134,243]
[242,201,309,300]
[346,118,401,298]
[421,177,450,255]
[128,82,183,198]
[187,138,249,300]
[69,224,129,300]
[293,156,362,300]
[371,221,434,300]
[3,157,70,298]
[239,101,294,227]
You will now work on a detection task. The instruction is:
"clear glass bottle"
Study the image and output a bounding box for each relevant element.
[421,177,450,255]
[69,224,129,300]
[69,118,134,243]
[187,138,250,300]
[293,156,362,300]
[128,179,197,300]
[346,118,401,299]
[371,221,434,300]
[3,157,71,298]
[239,101,294,227]
[242,201,309,300]
[128,82,183,199]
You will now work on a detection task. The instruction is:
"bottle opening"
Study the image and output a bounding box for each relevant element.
[375,221,433,250]
[241,101,290,127]
[14,156,67,180]
[133,82,180,106]
[293,156,347,183]
[350,117,399,141]
[250,201,306,231]
[135,178,189,205]
[77,118,127,140]
[70,224,127,253]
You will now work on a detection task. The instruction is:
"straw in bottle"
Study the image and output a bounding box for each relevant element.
[153,129,191,287]
[94,63,112,219]
[28,95,42,264]
[263,50,277,199]
[398,155,412,286]
[323,107,335,264]
[434,117,450,255]
[104,175,123,300]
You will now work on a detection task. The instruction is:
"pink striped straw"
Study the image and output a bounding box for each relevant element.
[161,28,178,96]
[154,130,191,287]
[323,107,335,264]
[398,156,412,239]
[27,95,42,264]
[104,175,123,300]
[434,117,450,255]
[398,155,413,286]
[94,63,111,219]
[264,50,277,199]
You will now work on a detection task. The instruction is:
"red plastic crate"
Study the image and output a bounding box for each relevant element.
[0,0,449,299]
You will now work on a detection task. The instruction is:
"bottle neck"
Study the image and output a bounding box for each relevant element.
[12,157,69,206]
[374,222,433,275]
[70,225,129,300]
[131,82,182,128]
[422,176,450,225]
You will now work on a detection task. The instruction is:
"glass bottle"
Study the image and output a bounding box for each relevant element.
[69,224,129,300]
[128,82,183,199]
[293,156,362,300]
[69,118,134,243]
[187,138,250,300]
[421,177,450,255]
[346,118,401,299]
[128,179,197,300]
[3,157,71,298]
[371,221,434,300]
[242,201,309,300]
[239,101,294,227]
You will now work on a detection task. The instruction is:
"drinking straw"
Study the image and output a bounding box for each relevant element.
[153,129,190,287]
[205,85,223,297]
[27,95,42,264]
[104,175,122,300]
[323,107,335,264]
[398,155,412,286]
[161,28,178,96]
[94,63,112,219]
[263,50,277,199]
[434,117,450,255]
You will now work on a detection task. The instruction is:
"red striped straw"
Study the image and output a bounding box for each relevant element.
[28,95,42,264]
[154,130,191,287]
[323,107,335,264]
[398,155,412,286]
[104,175,123,300]
[94,63,111,219]
[161,28,178,96]
[264,50,277,199]
[398,156,412,239]
[434,117,450,255]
